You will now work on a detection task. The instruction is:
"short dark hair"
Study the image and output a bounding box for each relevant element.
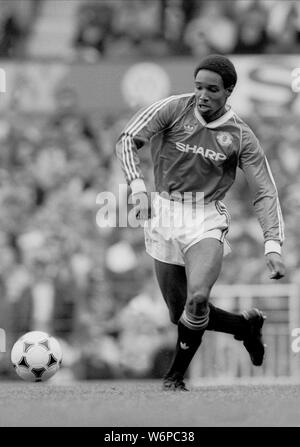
[194,54,237,89]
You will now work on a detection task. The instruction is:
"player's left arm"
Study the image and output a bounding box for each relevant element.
[239,129,285,280]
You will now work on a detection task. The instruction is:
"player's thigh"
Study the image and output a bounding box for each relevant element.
[154,259,187,323]
[184,238,223,302]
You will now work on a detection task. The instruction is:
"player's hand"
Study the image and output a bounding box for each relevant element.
[265,252,285,280]
[131,191,152,220]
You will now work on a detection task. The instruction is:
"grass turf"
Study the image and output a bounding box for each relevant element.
[0,380,300,427]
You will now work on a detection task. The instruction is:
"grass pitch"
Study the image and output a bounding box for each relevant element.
[0,380,300,427]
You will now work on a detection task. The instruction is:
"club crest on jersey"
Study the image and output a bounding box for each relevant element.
[216,131,232,147]
[183,123,194,133]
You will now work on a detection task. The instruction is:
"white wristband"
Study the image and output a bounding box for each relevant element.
[265,240,281,255]
[130,179,147,195]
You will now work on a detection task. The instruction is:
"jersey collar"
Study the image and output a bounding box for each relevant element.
[194,105,234,129]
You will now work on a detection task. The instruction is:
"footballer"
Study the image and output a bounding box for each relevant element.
[116,54,285,391]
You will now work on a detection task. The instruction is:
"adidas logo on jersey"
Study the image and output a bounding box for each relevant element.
[175,142,227,161]
[183,123,195,133]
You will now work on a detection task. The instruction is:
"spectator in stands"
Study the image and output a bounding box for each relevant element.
[73,3,113,61]
[0,12,23,57]
[233,1,269,53]
[0,0,41,58]
[184,2,237,56]
[266,0,300,53]
[51,86,98,149]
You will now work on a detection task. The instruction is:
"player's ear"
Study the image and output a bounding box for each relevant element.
[225,85,234,97]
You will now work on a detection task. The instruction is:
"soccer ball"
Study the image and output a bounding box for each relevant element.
[11,331,63,382]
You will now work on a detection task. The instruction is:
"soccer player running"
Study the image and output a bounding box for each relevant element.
[116,55,285,391]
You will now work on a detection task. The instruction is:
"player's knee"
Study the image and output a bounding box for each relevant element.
[187,286,210,315]
[188,284,210,303]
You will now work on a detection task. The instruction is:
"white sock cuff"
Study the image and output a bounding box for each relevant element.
[180,308,210,330]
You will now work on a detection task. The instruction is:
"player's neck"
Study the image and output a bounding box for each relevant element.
[202,105,228,123]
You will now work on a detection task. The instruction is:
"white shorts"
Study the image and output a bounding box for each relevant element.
[144,194,231,266]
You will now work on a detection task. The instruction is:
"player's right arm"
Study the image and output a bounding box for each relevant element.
[116,96,178,219]
[116,96,176,197]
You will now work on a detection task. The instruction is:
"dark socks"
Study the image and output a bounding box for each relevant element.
[166,320,205,378]
[165,305,249,379]
[206,303,247,338]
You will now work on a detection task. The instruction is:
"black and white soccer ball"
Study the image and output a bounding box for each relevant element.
[11,331,63,382]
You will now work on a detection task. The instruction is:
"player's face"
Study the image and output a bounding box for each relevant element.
[194,70,233,122]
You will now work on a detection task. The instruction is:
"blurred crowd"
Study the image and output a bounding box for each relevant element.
[0,83,175,380]
[1,0,300,60]
[0,0,299,381]
[72,0,300,61]
[0,87,299,380]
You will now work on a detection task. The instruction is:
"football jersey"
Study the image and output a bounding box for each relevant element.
[116,93,284,244]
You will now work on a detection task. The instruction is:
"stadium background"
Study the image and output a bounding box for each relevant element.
[0,0,299,383]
